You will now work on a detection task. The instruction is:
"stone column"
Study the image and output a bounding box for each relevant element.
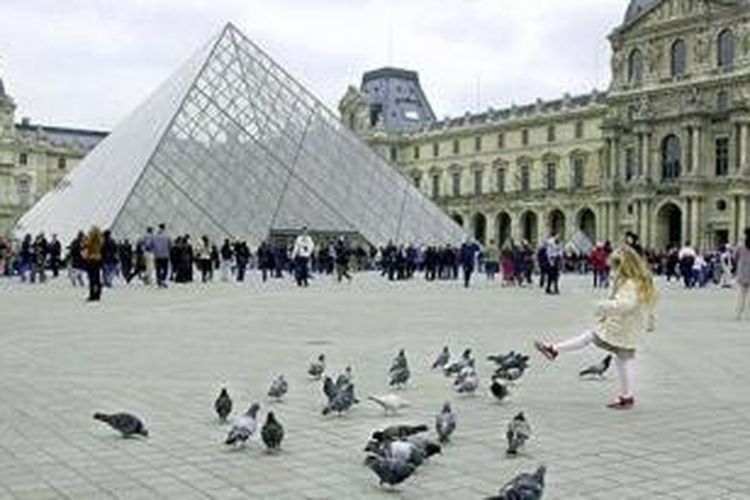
[609,202,618,241]
[638,134,645,179]
[682,126,692,176]
[682,198,691,244]
[691,197,702,249]
[730,196,739,245]
[643,200,652,249]
[691,126,701,175]
[510,211,522,243]
[740,196,748,236]
[740,124,748,174]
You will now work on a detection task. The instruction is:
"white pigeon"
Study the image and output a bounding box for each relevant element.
[368,394,410,415]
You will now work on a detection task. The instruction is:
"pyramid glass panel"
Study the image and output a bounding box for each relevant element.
[16,24,465,247]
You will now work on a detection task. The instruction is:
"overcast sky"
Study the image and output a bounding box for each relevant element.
[0,0,627,131]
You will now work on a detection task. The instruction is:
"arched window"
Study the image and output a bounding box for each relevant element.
[662,134,681,180]
[718,29,735,68]
[671,39,686,76]
[628,49,643,82]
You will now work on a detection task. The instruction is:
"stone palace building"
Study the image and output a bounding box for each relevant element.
[340,0,750,251]
[0,77,106,237]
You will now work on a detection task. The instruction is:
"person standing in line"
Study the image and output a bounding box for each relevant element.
[719,244,734,288]
[334,237,352,283]
[291,227,315,287]
[82,226,104,302]
[220,239,234,282]
[67,231,86,287]
[235,240,250,282]
[535,246,657,410]
[196,235,212,283]
[152,223,171,288]
[257,239,272,282]
[31,233,48,284]
[735,229,750,320]
[484,239,500,281]
[678,241,697,289]
[459,237,481,288]
[139,227,155,285]
[119,239,134,284]
[545,235,562,295]
[101,230,119,287]
[48,234,62,278]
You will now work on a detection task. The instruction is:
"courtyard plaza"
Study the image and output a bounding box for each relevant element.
[0,273,749,499]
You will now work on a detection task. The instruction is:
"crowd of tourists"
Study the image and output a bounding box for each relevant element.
[1,225,749,315]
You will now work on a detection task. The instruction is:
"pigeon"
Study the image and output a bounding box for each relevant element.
[335,366,353,387]
[444,349,474,377]
[225,403,261,446]
[368,394,410,415]
[486,465,546,500]
[308,354,325,380]
[322,381,358,416]
[490,378,509,402]
[488,352,529,370]
[371,424,428,443]
[435,402,456,443]
[93,412,148,438]
[579,355,613,378]
[431,346,450,370]
[506,412,532,456]
[455,367,479,395]
[261,411,284,451]
[495,365,527,383]
[405,435,442,462]
[267,375,288,400]
[323,376,337,400]
[389,349,408,374]
[364,454,417,488]
[214,388,232,421]
[389,366,410,388]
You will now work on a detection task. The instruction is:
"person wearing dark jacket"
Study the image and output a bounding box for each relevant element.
[119,239,134,283]
[67,232,86,287]
[101,231,119,287]
[48,234,62,278]
[334,237,352,283]
[82,226,103,301]
[234,240,250,282]
[459,238,481,288]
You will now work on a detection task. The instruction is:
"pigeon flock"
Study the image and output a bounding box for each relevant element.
[91,346,615,497]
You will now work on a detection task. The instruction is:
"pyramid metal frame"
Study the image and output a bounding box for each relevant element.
[16,23,465,247]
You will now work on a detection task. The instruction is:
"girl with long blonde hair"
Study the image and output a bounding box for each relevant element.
[535,246,657,409]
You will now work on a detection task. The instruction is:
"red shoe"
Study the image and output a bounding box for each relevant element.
[606,396,635,410]
[534,341,558,361]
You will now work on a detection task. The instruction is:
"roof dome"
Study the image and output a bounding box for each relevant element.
[624,0,657,24]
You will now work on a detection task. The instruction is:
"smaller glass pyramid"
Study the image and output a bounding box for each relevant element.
[16,23,465,247]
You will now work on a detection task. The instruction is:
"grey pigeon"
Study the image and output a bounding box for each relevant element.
[431,346,450,370]
[435,402,456,443]
[261,411,284,451]
[364,454,417,488]
[322,382,357,416]
[389,349,408,374]
[405,435,442,462]
[308,354,325,380]
[335,366,353,387]
[93,412,148,438]
[268,375,288,400]
[455,367,479,394]
[371,424,428,443]
[214,388,232,421]
[579,355,612,378]
[444,349,474,377]
[389,365,410,388]
[225,403,260,446]
[490,378,509,402]
[506,412,532,456]
[486,465,546,500]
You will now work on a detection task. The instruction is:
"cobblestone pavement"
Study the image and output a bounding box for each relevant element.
[0,272,749,499]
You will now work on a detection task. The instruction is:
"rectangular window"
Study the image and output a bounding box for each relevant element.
[453,139,460,155]
[19,152,28,166]
[474,170,483,195]
[575,121,584,139]
[520,165,531,193]
[452,172,461,197]
[547,125,556,143]
[573,157,585,189]
[546,163,557,190]
[716,137,730,177]
[413,175,422,189]
[431,174,440,198]
[496,168,506,193]
[433,143,439,158]
[474,136,482,152]
[413,146,420,160]
[522,129,529,146]
[625,148,635,181]
[390,146,398,162]
[497,133,505,149]
[57,157,67,170]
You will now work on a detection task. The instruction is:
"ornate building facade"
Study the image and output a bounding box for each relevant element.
[0,77,107,237]
[340,0,750,251]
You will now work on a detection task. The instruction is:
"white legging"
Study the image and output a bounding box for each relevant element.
[555,331,635,398]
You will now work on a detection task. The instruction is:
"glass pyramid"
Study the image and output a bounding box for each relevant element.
[16,23,465,247]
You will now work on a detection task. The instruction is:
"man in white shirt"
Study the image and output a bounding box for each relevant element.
[678,242,697,288]
[291,227,315,287]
